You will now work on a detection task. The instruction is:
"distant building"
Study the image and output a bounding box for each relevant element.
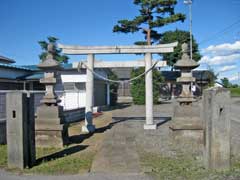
[111,68,212,99]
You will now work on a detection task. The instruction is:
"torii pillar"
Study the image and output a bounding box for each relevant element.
[82,54,95,133]
[144,53,156,129]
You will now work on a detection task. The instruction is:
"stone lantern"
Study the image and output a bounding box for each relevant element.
[174,43,199,104]
[35,43,68,147]
[170,43,203,144]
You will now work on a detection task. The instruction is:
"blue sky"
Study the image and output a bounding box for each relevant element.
[0,0,239,82]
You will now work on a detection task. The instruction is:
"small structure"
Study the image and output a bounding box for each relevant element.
[35,43,68,147]
[170,43,203,144]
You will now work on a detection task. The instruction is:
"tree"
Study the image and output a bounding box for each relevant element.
[160,29,201,67]
[38,36,69,63]
[113,0,185,45]
[130,67,164,104]
[221,77,231,88]
[205,66,218,87]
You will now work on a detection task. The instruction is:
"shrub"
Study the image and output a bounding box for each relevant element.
[130,67,164,105]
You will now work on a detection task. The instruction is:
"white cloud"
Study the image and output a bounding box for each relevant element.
[229,75,238,81]
[200,40,240,66]
[203,41,240,56]
[200,54,240,65]
[218,65,237,72]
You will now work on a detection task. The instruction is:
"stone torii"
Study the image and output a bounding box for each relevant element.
[58,42,177,132]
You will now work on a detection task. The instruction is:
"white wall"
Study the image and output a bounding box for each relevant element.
[59,91,86,110]
[57,70,109,110]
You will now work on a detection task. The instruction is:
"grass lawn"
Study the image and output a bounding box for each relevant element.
[229,88,240,97]
[0,111,112,175]
[139,151,240,180]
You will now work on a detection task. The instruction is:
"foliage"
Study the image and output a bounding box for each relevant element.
[113,0,185,45]
[221,77,231,88]
[108,71,119,106]
[130,67,164,104]
[38,36,69,63]
[160,29,201,67]
[205,66,218,87]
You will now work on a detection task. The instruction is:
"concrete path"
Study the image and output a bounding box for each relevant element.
[91,122,141,174]
[91,103,173,175]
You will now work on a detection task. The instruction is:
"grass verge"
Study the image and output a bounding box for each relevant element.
[0,145,94,175]
[139,151,240,180]
[229,88,240,97]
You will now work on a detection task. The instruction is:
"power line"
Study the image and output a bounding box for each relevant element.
[199,18,240,45]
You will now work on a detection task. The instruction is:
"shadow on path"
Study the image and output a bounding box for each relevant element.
[112,116,171,127]
[35,145,88,166]
[68,124,113,144]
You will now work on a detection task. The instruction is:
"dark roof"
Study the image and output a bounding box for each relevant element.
[161,70,211,81]
[110,68,212,81]
[111,68,133,79]
[22,73,44,80]
[21,63,73,71]
[0,55,15,64]
[0,63,34,71]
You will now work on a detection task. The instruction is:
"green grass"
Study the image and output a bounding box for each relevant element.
[0,145,94,175]
[229,88,240,97]
[0,145,7,168]
[139,151,240,180]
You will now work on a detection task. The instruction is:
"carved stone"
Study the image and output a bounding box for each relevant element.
[35,43,68,147]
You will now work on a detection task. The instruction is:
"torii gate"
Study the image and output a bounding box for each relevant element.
[58,42,177,132]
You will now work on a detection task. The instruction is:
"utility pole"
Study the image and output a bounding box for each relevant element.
[238,72,240,85]
[184,0,193,60]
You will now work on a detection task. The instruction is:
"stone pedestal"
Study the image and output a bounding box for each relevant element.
[35,105,68,147]
[170,103,203,144]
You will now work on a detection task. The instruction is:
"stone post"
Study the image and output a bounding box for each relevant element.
[203,87,231,170]
[82,54,95,133]
[6,92,35,169]
[144,53,156,130]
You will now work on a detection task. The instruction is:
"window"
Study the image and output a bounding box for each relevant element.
[63,82,86,91]
[75,83,85,91]
[63,83,75,91]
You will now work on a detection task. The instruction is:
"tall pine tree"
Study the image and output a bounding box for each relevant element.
[113,0,185,45]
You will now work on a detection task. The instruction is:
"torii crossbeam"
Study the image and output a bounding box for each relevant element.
[58,42,177,132]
